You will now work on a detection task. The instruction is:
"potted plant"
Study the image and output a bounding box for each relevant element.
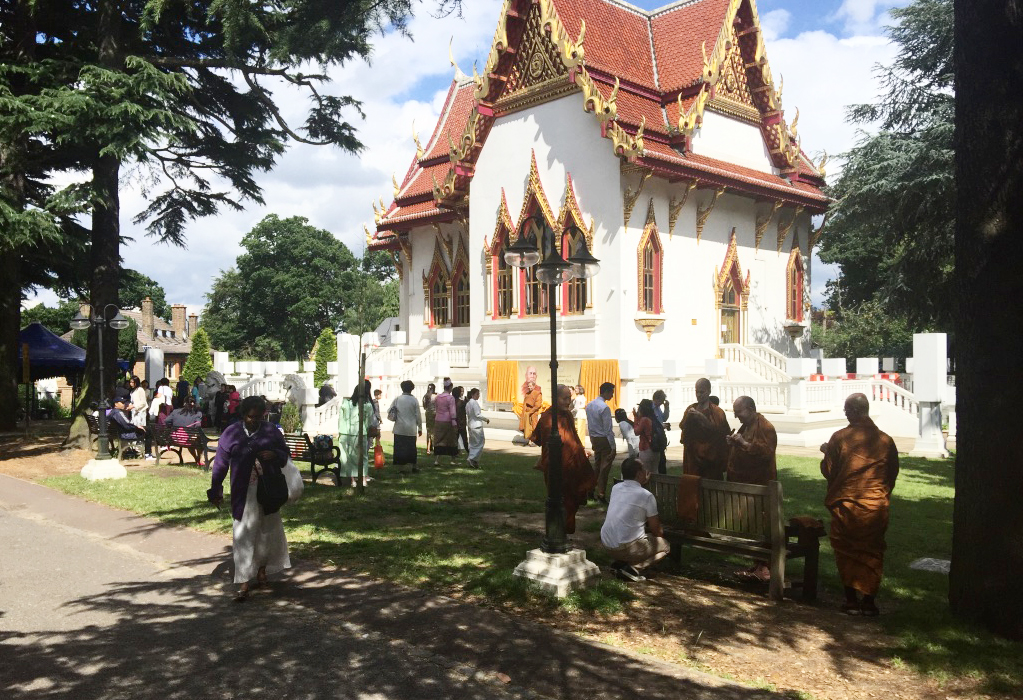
[280,402,302,434]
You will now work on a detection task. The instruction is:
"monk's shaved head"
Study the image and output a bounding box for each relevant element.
[734,396,756,412]
[695,378,711,392]
[844,393,870,418]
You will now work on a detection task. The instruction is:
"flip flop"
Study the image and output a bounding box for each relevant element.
[234,587,249,602]
[840,601,861,615]
[860,601,880,617]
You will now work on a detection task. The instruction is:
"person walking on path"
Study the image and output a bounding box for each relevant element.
[423,382,437,455]
[432,379,459,465]
[601,458,671,582]
[453,386,469,456]
[207,395,291,601]
[586,382,617,503]
[572,385,588,439]
[388,380,422,473]
[518,366,543,442]
[338,381,378,488]
[465,388,489,468]
[820,393,899,616]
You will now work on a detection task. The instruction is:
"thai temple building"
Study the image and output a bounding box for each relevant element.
[353,0,933,445]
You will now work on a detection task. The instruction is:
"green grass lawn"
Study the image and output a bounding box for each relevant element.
[44,446,1022,695]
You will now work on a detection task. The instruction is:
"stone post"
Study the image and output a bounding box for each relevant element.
[909,333,949,458]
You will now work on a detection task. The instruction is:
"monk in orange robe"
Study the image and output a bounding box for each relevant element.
[726,395,778,582]
[820,393,899,616]
[532,384,596,535]
[726,395,777,485]
[679,378,730,479]
[518,366,543,441]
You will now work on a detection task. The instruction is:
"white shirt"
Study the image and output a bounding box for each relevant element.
[585,396,614,440]
[157,385,173,403]
[388,394,422,436]
[466,398,486,430]
[600,479,658,549]
[618,420,640,458]
[572,394,586,418]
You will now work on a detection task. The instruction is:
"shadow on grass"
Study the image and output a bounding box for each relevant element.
[40,447,1023,697]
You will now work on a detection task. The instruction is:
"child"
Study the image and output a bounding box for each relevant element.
[573,384,588,439]
[615,408,640,460]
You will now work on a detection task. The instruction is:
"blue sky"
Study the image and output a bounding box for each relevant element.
[27,0,907,315]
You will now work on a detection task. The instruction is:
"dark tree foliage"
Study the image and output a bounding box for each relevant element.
[950,0,1023,641]
[820,0,953,331]
[20,299,81,334]
[0,0,461,439]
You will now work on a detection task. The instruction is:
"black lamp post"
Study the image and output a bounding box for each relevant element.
[70,304,130,460]
[505,215,599,554]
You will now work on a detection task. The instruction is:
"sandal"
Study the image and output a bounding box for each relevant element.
[234,586,250,602]
[256,569,268,588]
[860,601,880,617]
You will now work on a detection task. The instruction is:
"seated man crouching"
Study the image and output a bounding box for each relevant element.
[600,457,671,582]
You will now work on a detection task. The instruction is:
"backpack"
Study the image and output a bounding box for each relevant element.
[651,421,668,452]
[312,434,334,454]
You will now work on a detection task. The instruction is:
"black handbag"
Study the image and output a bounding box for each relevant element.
[255,459,289,515]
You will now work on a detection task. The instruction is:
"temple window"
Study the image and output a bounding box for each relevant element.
[565,277,586,314]
[453,269,470,327]
[522,266,548,316]
[638,233,663,313]
[787,249,804,322]
[430,275,450,327]
[495,243,514,318]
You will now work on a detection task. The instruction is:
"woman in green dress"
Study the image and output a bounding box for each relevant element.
[337,381,378,487]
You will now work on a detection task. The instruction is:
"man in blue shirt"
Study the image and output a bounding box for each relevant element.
[585,382,617,503]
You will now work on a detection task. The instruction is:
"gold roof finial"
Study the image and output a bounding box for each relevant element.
[448,37,467,81]
[392,173,400,198]
[817,150,828,178]
[412,121,424,160]
[789,107,800,140]
[364,225,373,246]
[372,200,381,224]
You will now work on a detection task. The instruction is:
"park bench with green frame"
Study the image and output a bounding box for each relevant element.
[151,425,210,469]
[282,432,341,485]
[645,474,823,601]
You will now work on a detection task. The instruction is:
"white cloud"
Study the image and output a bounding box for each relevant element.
[832,0,906,36]
[25,1,897,313]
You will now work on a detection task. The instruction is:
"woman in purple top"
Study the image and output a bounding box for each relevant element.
[432,378,459,465]
[208,395,290,601]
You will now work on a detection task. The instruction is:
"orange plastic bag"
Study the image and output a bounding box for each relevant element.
[373,439,385,469]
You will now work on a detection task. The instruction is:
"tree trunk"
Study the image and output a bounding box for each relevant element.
[68,0,123,448]
[950,0,1023,640]
[0,0,38,431]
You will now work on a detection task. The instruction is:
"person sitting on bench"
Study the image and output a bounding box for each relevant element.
[600,458,671,582]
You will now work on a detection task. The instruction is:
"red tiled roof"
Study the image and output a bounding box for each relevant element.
[422,80,477,162]
[650,0,731,92]
[552,0,658,88]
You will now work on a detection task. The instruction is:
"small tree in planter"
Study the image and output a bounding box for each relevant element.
[182,327,213,384]
[313,327,337,388]
[280,402,302,434]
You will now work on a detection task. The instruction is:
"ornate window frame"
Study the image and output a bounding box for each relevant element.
[516,152,557,319]
[422,237,451,328]
[485,191,517,320]
[557,174,594,315]
[636,219,664,314]
[786,235,805,322]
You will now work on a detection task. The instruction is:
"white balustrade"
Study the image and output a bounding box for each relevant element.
[717,382,788,412]
[721,344,791,383]
[310,395,342,434]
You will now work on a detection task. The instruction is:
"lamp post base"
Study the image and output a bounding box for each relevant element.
[81,458,128,481]
[512,547,601,598]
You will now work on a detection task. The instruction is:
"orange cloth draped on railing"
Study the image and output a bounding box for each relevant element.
[580,359,620,413]
[487,360,518,403]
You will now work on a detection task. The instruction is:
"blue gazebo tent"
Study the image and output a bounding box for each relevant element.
[17,322,86,382]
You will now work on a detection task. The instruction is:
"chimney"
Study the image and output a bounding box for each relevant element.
[171,304,186,340]
[188,313,198,338]
[141,297,155,340]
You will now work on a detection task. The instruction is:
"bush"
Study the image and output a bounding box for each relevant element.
[280,402,302,433]
[313,327,337,387]
[38,397,71,419]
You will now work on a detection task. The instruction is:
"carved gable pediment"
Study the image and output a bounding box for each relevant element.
[494,2,577,114]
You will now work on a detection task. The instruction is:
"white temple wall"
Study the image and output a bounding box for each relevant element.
[406,224,434,346]
[470,95,622,366]
[690,110,777,174]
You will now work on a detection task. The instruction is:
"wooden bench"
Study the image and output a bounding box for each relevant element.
[85,412,144,458]
[646,474,823,601]
[152,425,210,469]
[282,433,341,485]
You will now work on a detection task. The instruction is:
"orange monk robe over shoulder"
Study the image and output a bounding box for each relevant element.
[727,413,778,485]
[820,417,900,596]
[532,407,596,535]
[519,385,543,438]
[681,403,730,480]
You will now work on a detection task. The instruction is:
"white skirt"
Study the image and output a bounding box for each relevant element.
[232,478,291,584]
[468,425,485,461]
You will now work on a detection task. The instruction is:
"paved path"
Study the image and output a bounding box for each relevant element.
[0,474,784,700]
